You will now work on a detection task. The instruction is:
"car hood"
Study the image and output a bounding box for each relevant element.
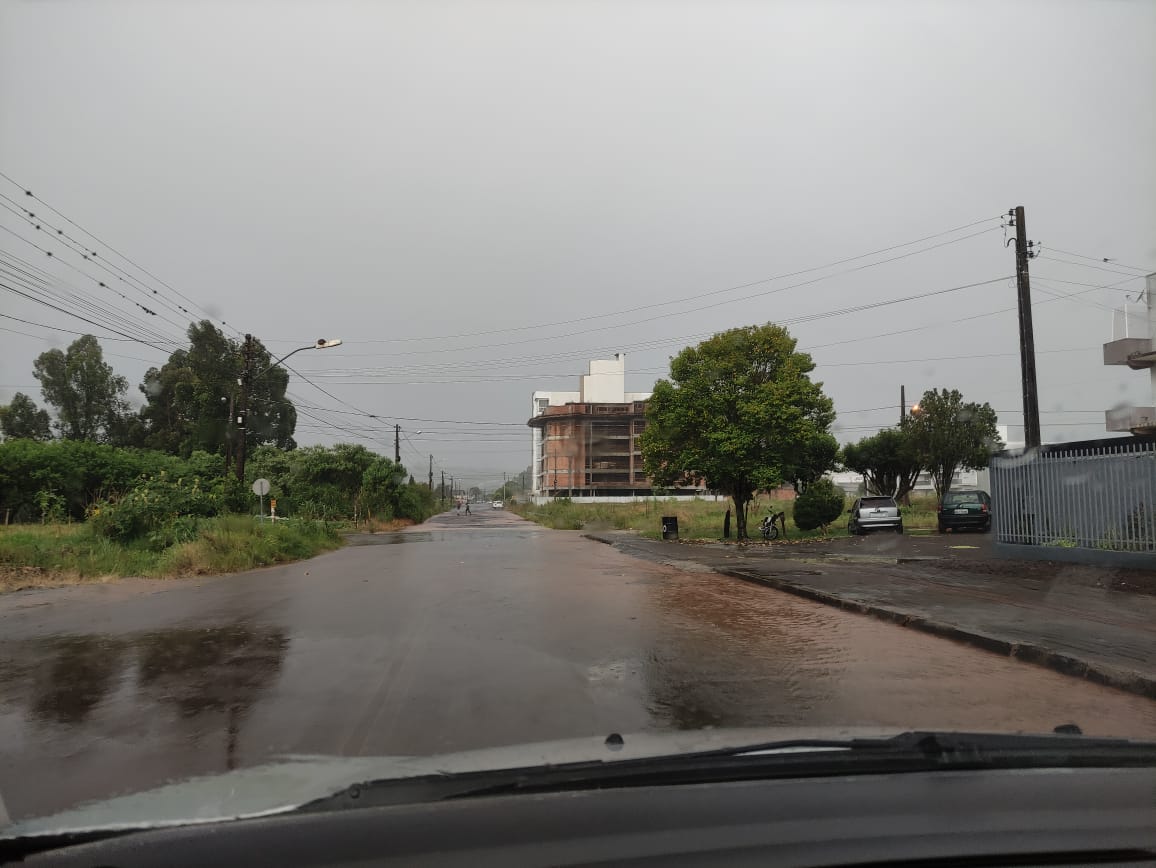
[1,726,893,839]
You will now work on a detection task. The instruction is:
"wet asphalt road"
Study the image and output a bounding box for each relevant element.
[2,509,1155,821]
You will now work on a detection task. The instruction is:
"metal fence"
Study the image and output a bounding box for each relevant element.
[990,437,1156,554]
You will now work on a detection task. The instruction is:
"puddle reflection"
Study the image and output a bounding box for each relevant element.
[0,622,288,731]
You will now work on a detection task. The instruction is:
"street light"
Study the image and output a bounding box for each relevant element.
[234,337,343,480]
[253,337,343,380]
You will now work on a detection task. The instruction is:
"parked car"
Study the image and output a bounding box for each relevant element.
[491,500,504,509]
[937,490,991,533]
[848,496,903,534]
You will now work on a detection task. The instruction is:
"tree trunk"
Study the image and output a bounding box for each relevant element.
[933,463,957,501]
[733,494,748,540]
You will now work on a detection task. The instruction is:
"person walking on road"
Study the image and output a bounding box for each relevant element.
[464,501,471,515]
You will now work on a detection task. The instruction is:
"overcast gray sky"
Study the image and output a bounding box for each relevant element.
[2,0,1154,489]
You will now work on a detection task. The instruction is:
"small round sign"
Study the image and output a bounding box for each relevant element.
[252,478,271,496]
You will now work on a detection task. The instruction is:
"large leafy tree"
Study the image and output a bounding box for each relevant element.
[33,335,129,441]
[0,392,52,441]
[140,321,296,458]
[842,427,923,501]
[783,430,840,494]
[640,323,836,539]
[906,388,1001,499]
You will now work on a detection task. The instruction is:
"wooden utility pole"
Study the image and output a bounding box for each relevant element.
[1011,206,1041,449]
[900,384,905,426]
[394,424,401,464]
[441,470,446,507]
[224,393,234,475]
[234,334,254,481]
[428,455,434,492]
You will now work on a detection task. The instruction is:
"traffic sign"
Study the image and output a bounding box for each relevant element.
[252,478,271,496]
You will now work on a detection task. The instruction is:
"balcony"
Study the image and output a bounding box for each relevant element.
[1105,405,1156,434]
[1104,300,1154,370]
[1104,337,1155,370]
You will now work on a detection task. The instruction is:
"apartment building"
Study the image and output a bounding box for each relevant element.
[528,355,704,502]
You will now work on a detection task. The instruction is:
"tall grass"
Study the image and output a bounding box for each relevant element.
[511,493,941,540]
[0,516,342,591]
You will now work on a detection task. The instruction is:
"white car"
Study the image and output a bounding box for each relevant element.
[491,500,504,509]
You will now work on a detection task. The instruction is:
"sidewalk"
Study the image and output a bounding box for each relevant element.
[584,531,1156,700]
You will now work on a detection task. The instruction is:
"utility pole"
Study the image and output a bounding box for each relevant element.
[1010,206,1041,449]
[223,393,234,475]
[234,334,254,481]
[440,470,446,508]
[900,385,905,426]
[429,455,434,492]
[394,424,401,464]
[450,475,454,503]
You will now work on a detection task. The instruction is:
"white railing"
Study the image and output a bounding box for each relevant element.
[1112,301,1150,342]
[990,439,1156,553]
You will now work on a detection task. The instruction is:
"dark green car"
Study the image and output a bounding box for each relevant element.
[937,490,992,533]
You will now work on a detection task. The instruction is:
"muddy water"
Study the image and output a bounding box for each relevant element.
[1,509,1153,821]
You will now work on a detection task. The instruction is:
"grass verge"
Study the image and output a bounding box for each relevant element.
[0,516,343,593]
[510,495,940,541]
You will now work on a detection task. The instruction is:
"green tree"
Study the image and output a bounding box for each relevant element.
[33,335,129,441]
[0,392,52,441]
[906,388,1001,499]
[639,323,835,539]
[841,427,923,500]
[792,478,846,532]
[140,321,296,458]
[782,430,839,494]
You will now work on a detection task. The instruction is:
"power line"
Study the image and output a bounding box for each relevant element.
[1032,273,1146,292]
[0,311,172,347]
[1035,254,1150,279]
[299,227,1006,359]
[0,262,181,350]
[0,218,186,334]
[270,218,1003,350]
[0,280,179,351]
[0,170,240,337]
[0,235,186,346]
[1039,246,1152,274]
[0,195,197,330]
[302,274,1013,377]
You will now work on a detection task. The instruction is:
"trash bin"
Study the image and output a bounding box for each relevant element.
[661,516,679,540]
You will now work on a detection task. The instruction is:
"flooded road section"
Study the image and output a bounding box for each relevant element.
[2,509,1154,820]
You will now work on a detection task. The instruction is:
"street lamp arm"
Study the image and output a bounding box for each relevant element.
[253,338,343,380]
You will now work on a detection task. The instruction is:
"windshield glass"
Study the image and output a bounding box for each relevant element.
[944,492,983,505]
[1,0,1154,833]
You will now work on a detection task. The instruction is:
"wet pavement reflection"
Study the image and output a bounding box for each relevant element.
[1,509,1154,821]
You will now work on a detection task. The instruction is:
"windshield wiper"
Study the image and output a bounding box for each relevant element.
[295,730,1156,810]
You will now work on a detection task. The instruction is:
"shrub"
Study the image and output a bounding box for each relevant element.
[89,471,219,547]
[793,479,846,532]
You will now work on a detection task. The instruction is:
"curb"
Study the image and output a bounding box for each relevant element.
[585,533,1156,701]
